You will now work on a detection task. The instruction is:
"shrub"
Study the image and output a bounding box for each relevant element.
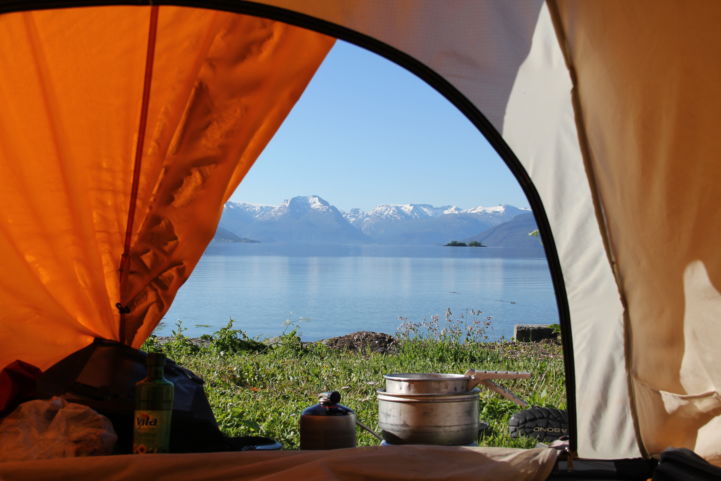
[160,320,200,357]
[208,319,267,354]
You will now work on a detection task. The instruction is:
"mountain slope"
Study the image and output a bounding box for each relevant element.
[212,226,259,243]
[467,213,543,249]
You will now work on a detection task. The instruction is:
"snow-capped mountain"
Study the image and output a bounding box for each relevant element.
[216,195,529,245]
[218,195,369,244]
[346,203,523,224]
[345,203,526,245]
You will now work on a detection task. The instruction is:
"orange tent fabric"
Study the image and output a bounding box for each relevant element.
[0,6,333,370]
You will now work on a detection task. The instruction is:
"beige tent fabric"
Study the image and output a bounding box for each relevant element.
[259,0,638,460]
[553,0,721,464]
[502,4,638,459]
[0,446,558,481]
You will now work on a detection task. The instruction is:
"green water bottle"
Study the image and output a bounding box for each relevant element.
[133,352,174,454]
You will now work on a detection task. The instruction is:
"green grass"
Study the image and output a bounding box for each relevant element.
[144,316,565,449]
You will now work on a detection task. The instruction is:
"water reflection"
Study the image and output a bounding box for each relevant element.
[160,244,556,341]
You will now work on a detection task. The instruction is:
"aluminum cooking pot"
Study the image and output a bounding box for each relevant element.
[377,389,481,445]
[384,369,529,395]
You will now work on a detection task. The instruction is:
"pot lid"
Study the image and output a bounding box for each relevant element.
[384,373,469,381]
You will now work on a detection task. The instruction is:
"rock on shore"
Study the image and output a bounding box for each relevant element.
[321,331,398,354]
[514,324,559,342]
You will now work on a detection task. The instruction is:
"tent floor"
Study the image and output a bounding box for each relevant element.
[0,447,660,480]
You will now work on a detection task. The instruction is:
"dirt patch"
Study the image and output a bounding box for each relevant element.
[321,331,398,354]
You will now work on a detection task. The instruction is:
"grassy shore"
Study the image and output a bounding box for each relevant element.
[143,316,565,449]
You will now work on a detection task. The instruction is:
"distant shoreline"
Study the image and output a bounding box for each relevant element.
[151,327,558,353]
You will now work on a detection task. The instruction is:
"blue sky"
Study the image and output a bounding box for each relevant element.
[230,41,528,212]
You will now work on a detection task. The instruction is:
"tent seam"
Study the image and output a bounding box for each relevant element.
[118,9,222,347]
[118,4,159,344]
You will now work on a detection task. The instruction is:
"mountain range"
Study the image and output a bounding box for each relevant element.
[214,195,541,248]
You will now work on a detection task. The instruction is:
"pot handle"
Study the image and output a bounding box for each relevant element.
[464,369,531,391]
[356,419,383,441]
[464,369,482,391]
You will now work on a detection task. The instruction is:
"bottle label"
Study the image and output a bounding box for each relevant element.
[133,410,172,454]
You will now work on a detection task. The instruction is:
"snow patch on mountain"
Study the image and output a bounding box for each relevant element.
[281,195,332,214]
[365,204,456,220]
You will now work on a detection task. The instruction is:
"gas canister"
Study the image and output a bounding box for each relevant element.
[299,391,356,450]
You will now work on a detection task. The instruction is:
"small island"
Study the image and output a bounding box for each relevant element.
[444,240,485,247]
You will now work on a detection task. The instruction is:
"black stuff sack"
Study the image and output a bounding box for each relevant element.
[36,338,228,453]
[653,448,721,481]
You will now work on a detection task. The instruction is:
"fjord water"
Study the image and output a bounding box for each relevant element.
[157,243,558,341]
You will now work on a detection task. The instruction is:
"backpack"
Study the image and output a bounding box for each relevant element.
[36,338,227,453]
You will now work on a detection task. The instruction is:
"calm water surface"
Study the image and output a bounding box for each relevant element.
[157,243,558,341]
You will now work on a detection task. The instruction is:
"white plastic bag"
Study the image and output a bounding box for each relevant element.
[0,396,117,461]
